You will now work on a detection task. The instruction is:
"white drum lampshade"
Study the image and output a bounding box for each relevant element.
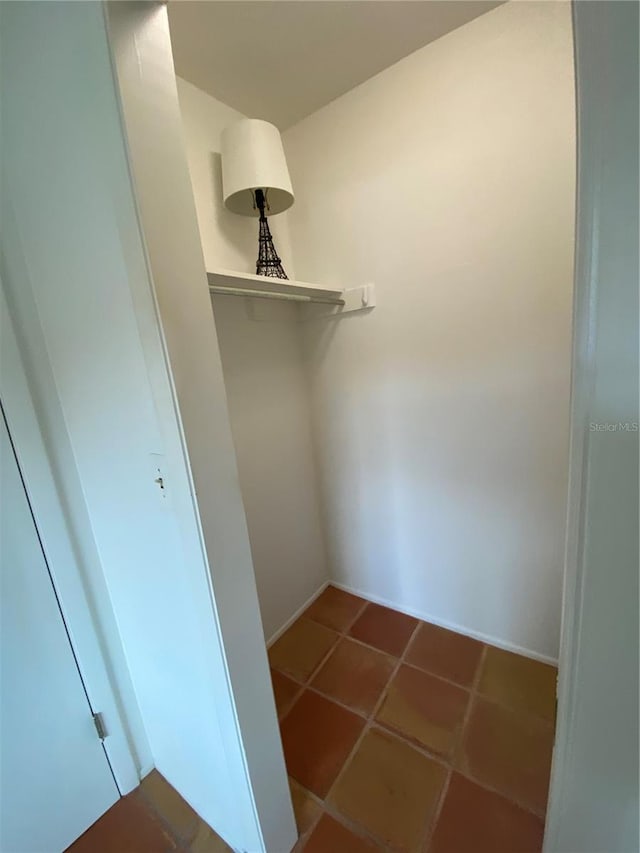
[221,118,294,217]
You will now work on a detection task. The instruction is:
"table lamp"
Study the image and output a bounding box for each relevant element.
[221,118,294,279]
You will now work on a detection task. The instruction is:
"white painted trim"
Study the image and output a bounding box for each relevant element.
[0,284,141,793]
[544,4,597,844]
[329,580,559,666]
[266,581,330,648]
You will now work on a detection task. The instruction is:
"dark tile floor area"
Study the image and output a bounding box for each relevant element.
[269,585,557,852]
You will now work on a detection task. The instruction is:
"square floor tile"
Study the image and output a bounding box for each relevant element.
[289,778,322,836]
[456,697,554,815]
[311,638,395,716]
[429,773,544,853]
[348,603,418,657]
[304,814,380,853]
[329,728,446,851]
[281,690,365,797]
[376,665,469,758]
[405,623,483,687]
[305,586,366,632]
[271,670,301,719]
[269,619,339,682]
[67,792,177,853]
[478,647,557,721]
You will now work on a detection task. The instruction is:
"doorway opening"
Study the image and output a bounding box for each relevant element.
[164,2,576,849]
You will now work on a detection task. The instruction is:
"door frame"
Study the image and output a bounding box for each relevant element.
[544,1,639,849]
[0,283,140,794]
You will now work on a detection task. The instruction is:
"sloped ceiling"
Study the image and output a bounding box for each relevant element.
[168,1,504,129]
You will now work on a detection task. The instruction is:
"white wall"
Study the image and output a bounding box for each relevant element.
[2,4,296,851]
[545,2,639,849]
[176,78,329,639]
[284,1,575,661]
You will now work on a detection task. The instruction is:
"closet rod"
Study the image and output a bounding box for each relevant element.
[209,285,345,306]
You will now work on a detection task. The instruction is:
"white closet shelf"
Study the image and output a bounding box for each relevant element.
[208,269,341,302]
[207,269,375,314]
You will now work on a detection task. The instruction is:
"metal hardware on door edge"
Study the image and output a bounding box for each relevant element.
[93,712,108,740]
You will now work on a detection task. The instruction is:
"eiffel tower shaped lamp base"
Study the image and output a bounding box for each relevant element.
[254,188,288,280]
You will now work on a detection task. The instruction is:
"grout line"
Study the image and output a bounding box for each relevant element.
[418,645,488,852]
[292,780,324,809]
[303,634,342,685]
[338,631,409,664]
[277,682,306,725]
[317,621,424,849]
[448,643,550,821]
[290,778,395,853]
[402,618,421,658]
[291,788,324,852]
[320,795,396,851]
[370,619,422,720]
[419,765,452,853]
[321,726,451,853]
[288,778,324,851]
[277,597,376,710]
[291,775,397,852]
[472,687,558,728]
[392,657,473,694]
[467,644,488,723]
[303,597,369,642]
[446,643,486,796]
[319,720,368,804]
[366,621,420,725]
[271,600,368,724]
[366,721,450,772]
[322,720,396,850]
[341,596,371,632]
[453,767,549,822]
[304,683,368,720]
[301,593,374,683]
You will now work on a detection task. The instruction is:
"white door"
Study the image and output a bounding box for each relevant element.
[0,410,119,853]
[544,2,639,851]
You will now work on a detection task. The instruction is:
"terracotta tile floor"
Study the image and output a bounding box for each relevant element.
[66,770,231,853]
[270,585,557,852]
[66,586,555,853]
